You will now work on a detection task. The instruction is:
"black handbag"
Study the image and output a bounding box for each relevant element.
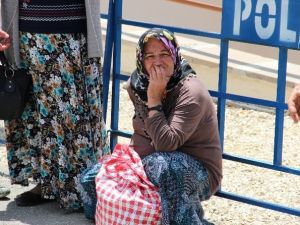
[0,52,32,120]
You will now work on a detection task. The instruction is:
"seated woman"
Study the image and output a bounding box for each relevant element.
[126,28,223,224]
[80,28,222,224]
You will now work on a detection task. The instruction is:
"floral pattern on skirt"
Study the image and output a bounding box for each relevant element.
[4,32,110,209]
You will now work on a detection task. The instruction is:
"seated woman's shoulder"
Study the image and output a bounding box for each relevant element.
[181,75,209,96]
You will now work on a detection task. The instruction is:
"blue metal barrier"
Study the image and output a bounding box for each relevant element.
[104,0,300,217]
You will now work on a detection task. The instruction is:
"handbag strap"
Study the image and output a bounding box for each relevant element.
[0,52,11,68]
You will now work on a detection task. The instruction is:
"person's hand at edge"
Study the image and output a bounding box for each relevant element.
[288,83,300,123]
[0,30,11,51]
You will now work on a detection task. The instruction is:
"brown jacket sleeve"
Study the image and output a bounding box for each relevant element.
[145,82,209,151]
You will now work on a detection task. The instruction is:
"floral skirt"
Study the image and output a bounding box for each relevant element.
[4,32,110,209]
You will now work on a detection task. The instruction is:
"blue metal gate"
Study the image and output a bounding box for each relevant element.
[103,0,300,217]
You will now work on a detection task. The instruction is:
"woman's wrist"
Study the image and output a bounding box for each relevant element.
[147,101,162,118]
[148,105,162,112]
[147,98,161,108]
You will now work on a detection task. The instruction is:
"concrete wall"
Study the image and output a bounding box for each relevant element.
[101,0,222,32]
[101,0,300,63]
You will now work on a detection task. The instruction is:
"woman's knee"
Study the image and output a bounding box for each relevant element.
[142,153,171,185]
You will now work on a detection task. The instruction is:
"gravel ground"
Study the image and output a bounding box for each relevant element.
[0,80,299,225]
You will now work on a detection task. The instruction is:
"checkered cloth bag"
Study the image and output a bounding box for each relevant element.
[95,144,161,225]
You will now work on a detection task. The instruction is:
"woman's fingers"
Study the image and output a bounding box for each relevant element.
[288,89,300,123]
[0,41,11,51]
[0,30,11,51]
[148,66,168,101]
[0,30,9,39]
[150,66,168,84]
[289,104,299,123]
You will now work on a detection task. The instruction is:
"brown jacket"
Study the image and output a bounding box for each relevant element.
[127,75,223,194]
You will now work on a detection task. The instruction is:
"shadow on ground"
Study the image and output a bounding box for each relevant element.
[0,190,93,225]
[1,199,94,225]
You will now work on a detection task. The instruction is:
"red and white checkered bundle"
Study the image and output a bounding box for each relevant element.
[95,144,161,225]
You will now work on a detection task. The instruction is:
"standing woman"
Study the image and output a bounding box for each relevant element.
[0,0,110,210]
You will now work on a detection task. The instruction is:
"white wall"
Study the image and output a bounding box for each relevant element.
[101,0,222,32]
